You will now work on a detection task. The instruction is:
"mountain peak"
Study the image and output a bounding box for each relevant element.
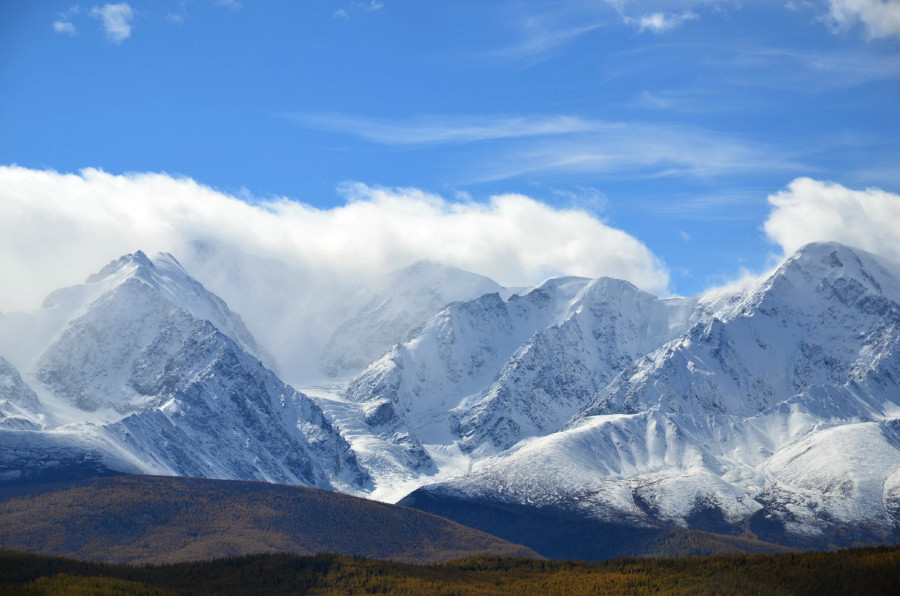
[85,251,149,283]
[44,250,272,372]
[790,241,868,270]
[776,241,899,301]
[84,250,191,286]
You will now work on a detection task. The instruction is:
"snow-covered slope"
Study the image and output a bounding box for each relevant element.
[0,251,368,491]
[339,275,695,498]
[320,261,503,378]
[580,242,900,420]
[451,278,695,452]
[404,243,900,545]
[0,357,44,430]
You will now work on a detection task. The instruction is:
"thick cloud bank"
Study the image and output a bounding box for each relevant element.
[765,177,900,264]
[0,166,668,378]
[0,166,668,308]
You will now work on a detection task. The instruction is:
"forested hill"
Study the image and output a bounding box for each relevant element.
[1,546,899,595]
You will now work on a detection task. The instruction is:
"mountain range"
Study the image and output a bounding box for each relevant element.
[1,241,899,558]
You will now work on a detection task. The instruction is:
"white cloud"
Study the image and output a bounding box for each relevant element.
[334,9,350,20]
[90,3,134,43]
[635,11,698,33]
[825,0,900,39]
[53,21,78,35]
[0,166,668,380]
[53,5,80,35]
[605,1,709,33]
[764,177,900,262]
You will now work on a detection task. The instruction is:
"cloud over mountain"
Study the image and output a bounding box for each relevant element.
[0,166,668,310]
[765,177,900,264]
[0,165,667,377]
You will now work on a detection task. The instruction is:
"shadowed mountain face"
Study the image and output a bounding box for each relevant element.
[0,475,539,565]
[398,488,793,561]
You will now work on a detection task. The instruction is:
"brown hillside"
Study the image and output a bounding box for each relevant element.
[0,475,539,564]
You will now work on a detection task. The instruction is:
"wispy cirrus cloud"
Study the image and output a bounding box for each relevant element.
[487,0,714,59]
[716,44,900,89]
[287,112,801,183]
[287,113,600,145]
[482,20,605,63]
[486,0,895,65]
[461,124,800,184]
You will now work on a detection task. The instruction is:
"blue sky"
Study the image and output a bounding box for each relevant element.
[1,0,899,296]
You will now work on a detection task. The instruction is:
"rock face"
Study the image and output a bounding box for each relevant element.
[354,243,900,546]
[0,251,368,491]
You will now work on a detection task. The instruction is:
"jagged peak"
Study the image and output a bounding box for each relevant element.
[37,250,271,370]
[787,241,870,271]
[85,250,154,284]
[528,276,593,301]
[774,241,899,298]
[84,250,193,287]
[704,241,900,325]
[582,276,645,298]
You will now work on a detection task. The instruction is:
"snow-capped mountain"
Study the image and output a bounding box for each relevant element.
[0,252,368,491]
[580,241,900,420]
[400,243,900,547]
[2,242,898,550]
[344,276,695,456]
[320,260,503,378]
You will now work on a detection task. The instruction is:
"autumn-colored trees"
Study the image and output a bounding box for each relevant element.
[2,546,899,595]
